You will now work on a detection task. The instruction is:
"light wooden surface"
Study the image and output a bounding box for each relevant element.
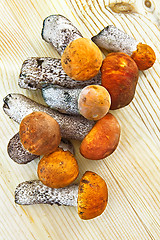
[0,0,160,239]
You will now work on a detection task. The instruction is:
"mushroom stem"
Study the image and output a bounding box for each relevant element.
[92,25,156,70]
[42,85,81,115]
[42,15,83,56]
[3,94,95,141]
[7,132,74,164]
[92,25,138,56]
[15,180,78,206]
[18,58,101,90]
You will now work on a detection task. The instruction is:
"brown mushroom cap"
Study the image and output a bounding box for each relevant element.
[61,38,103,81]
[37,148,79,188]
[78,171,108,220]
[19,111,61,155]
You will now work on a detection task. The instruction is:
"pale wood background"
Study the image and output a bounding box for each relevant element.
[0,0,160,239]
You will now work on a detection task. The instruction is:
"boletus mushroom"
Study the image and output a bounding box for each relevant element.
[15,171,108,220]
[92,25,156,70]
[42,84,111,120]
[3,93,95,141]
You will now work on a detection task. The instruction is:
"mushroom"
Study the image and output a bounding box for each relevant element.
[92,25,156,70]
[80,113,121,160]
[19,13,102,91]
[3,93,95,141]
[61,38,103,81]
[18,57,101,90]
[7,133,74,164]
[101,52,139,110]
[19,112,61,155]
[42,14,83,56]
[15,171,108,220]
[37,147,79,188]
[42,85,111,120]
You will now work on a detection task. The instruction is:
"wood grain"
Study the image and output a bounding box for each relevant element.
[0,0,160,239]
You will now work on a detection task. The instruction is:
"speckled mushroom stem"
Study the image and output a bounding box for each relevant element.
[3,94,94,141]
[15,180,78,206]
[18,58,101,90]
[15,171,108,220]
[92,25,138,56]
[7,133,74,164]
[42,85,81,115]
[42,15,83,56]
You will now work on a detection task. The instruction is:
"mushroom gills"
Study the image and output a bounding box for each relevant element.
[15,180,78,206]
[18,57,101,90]
[42,85,81,115]
[92,25,138,56]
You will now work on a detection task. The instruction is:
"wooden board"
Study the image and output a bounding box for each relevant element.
[0,0,160,239]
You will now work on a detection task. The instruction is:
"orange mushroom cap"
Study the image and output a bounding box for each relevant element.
[61,38,103,81]
[78,171,108,220]
[80,113,120,160]
[131,43,156,70]
[38,147,79,188]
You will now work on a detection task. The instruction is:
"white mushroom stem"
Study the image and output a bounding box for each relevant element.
[3,93,95,141]
[92,25,138,56]
[42,85,81,115]
[15,180,78,206]
[42,15,83,56]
